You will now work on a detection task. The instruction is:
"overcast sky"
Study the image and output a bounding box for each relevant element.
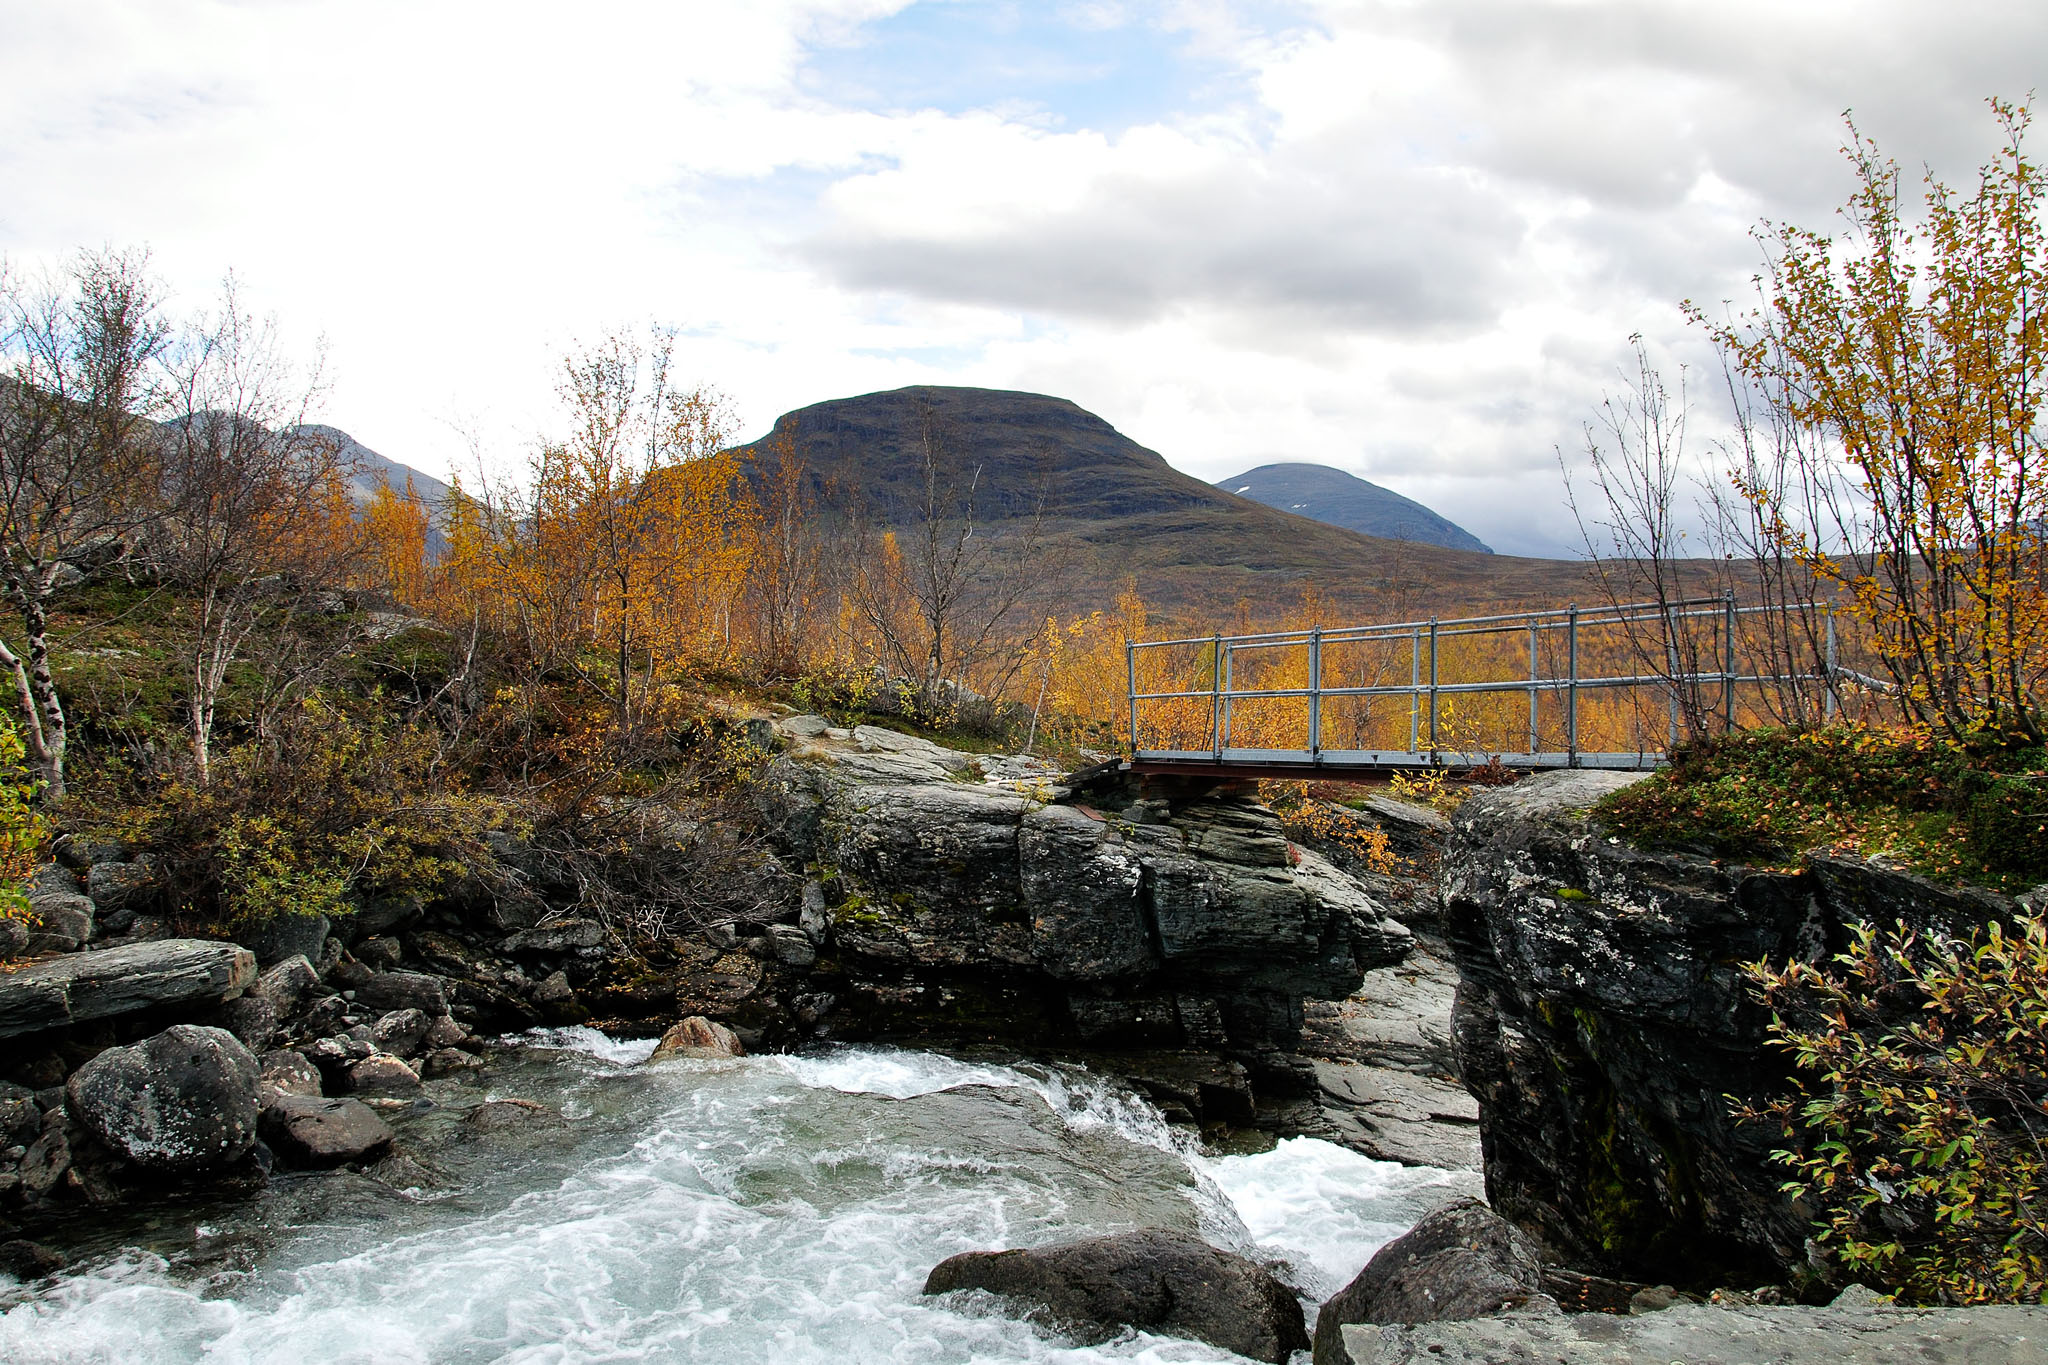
[2,0,2040,556]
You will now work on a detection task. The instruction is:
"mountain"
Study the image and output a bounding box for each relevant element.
[737,385,1586,619]
[292,425,453,508]
[1217,463,1493,554]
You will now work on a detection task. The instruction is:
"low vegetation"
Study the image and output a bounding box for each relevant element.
[1599,725,2048,890]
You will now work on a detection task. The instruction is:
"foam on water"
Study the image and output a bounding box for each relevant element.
[518,1025,662,1066]
[0,1038,1469,1363]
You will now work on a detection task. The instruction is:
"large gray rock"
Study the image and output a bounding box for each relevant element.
[260,1095,393,1167]
[924,1229,1309,1363]
[1441,768,2035,1290]
[1314,1200,1545,1364]
[0,939,256,1038]
[1340,1298,2048,1363]
[243,913,330,968]
[355,970,449,1017]
[65,1025,261,1175]
[762,717,1411,1056]
[85,859,156,913]
[24,892,93,952]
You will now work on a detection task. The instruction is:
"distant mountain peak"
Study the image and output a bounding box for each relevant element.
[1218,462,1492,555]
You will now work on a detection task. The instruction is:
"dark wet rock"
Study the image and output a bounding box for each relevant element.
[260,1095,394,1167]
[346,1053,422,1096]
[462,1098,563,1134]
[1337,1299,2048,1364]
[53,834,126,872]
[355,936,404,972]
[0,1239,65,1280]
[1314,1200,1545,1363]
[0,1082,39,1148]
[924,1227,1309,1363]
[17,1125,70,1199]
[65,1024,261,1176]
[499,919,605,955]
[650,1015,744,1061]
[421,1046,483,1078]
[365,1146,438,1190]
[371,1008,432,1058]
[355,970,449,1017]
[0,939,256,1038]
[1441,768,2033,1290]
[761,717,1412,1060]
[243,912,330,968]
[214,991,280,1050]
[766,923,816,967]
[24,892,93,953]
[533,970,575,1005]
[253,954,322,1014]
[85,859,157,914]
[423,1015,469,1050]
[0,917,26,959]
[257,1049,322,1103]
[339,895,424,942]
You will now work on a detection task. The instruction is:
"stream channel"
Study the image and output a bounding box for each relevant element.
[0,1029,1475,1363]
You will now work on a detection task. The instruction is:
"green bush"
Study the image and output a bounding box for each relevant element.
[117,693,493,931]
[1600,726,2048,890]
[1739,916,2048,1304]
[0,716,44,934]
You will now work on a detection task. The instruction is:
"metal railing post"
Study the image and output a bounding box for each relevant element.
[1308,627,1323,761]
[1210,633,1224,761]
[1723,590,1737,732]
[1567,605,1580,766]
[1665,605,1681,751]
[1126,640,1138,754]
[1409,628,1420,754]
[1221,643,1234,755]
[1527,620,1540,755]
[1824,607,1840,724]
[1427,617,1440,762]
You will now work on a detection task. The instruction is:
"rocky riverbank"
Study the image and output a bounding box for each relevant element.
[2,714,1470,1247]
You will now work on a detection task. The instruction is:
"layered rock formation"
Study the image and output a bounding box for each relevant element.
[1443,769,2042,1289]
[760,717,1412,1072]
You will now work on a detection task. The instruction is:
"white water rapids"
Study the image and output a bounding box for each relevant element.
[0,1032,1475,1363]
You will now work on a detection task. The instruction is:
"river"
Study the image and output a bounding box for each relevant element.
[0,1030,1475,1363]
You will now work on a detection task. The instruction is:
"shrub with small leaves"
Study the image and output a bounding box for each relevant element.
[0,716,44,935]
[1737,915,2048,1304]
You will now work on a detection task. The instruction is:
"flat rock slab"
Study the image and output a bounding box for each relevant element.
[0,939,255,1038]
[1313,1061,1481,1171]
[1340,1301,2048,1364]
[261,1095,394,1167]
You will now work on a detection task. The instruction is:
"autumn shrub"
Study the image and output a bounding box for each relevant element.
[1263,781,1403,875]
[113,693,496,931]
[1600,725,2048,890]
[0,717,45,933]
[1738,916,2048,1304]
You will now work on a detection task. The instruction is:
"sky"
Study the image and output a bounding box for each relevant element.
[1,0,2040,558]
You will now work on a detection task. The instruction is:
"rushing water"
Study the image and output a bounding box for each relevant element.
[0,1031,1475,1363]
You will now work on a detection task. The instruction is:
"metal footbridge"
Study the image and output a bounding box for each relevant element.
[1123,596,1867,780]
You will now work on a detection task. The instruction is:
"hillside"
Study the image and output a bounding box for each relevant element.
[293,424,454,507]
[1218,462,1493,554]
[737,385,1590,621]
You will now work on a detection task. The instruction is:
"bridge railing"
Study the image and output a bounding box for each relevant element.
[1125,595,1885,772]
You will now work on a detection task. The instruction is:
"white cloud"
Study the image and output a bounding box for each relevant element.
[1,0,2039,560]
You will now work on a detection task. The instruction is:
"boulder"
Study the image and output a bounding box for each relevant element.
[24,892,93,952]
[766,923,816,967]
[1313,1200,1545,1364]
[0,939,256,1038]
[257,1049,322,1103]
[499,919,606,955]
[346,1053,422,1096]
[462,1098,562,1134]
[85,859,156,913]
[0,1082,40,1147]
[421,1046,483,1078]
[0,916,27,959]
[214,992,280,1050]
[17,1125,69,1198]
[371,1008,433,1058]
[650,1015,745,1061]
[355,970,449,1017]
[0,1239,65,1280]
[243,913,330,968]
[252,954,322,1014]
[64,1024,261,1175]
[260,1095,394,1167]
[923,1228,1309,1364]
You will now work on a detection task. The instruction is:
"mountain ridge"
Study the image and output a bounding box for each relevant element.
[1217,462,1492,554]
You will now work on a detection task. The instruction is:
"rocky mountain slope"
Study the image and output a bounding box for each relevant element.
[1217,463,1493,555]
[734,385,1589,617]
